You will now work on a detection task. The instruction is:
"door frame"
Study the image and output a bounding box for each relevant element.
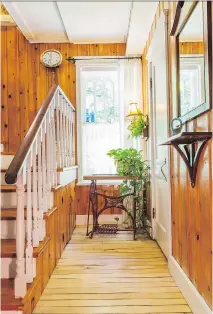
[146,9,172,259]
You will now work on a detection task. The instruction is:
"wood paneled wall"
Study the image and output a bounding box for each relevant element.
[142,2,212,308]
[75,185,121,215]
[179,42,204,54]
[1,26,126,153]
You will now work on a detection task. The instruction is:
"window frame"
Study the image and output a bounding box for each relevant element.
[76,59,124,185]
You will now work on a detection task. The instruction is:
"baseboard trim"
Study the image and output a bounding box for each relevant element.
[169,256,212,314]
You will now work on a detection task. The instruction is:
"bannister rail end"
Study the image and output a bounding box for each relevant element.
[5,173,17,185]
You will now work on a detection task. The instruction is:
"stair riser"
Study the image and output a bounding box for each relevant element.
[0,154,14,168]
[1,220,27,239]
[1,257,36,279]
[1,192,54,208]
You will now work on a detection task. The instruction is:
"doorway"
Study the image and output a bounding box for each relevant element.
[146,11,171,258]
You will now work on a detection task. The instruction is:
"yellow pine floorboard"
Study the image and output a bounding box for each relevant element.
[33,228,192,314]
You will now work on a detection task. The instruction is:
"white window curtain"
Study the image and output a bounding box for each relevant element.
[121,58,143,150]
[76,58,143,182]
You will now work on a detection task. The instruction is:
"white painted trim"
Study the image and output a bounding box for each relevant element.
[3,2,35,41]
[169,256,212,314]
[146,11,172,258]
[57,166,78,186]
[76,59,121,184]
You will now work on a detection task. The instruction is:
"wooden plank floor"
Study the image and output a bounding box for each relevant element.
[33,228,192,314]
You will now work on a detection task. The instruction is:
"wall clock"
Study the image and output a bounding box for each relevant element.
[40,49,62,68]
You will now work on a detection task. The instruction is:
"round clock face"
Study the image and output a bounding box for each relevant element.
[40,49,62,68]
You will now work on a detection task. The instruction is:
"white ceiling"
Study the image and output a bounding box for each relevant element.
[180,2,203,42]
[3,1,159,55]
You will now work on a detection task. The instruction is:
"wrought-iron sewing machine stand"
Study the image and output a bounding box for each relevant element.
[86,178,137,240]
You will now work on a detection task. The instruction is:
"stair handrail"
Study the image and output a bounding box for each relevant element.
[5,84,75,184]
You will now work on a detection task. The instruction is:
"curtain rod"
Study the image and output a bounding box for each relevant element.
[65,56,141,64]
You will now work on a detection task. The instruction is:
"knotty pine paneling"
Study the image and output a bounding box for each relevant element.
[75,185,122,215]
[142,2,212,308]
[179,42,204,54]
[1,26,126,153]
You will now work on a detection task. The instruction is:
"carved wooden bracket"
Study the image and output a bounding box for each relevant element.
[159,132,212,188]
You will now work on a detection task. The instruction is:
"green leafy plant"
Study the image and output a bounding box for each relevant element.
[107,148,151,235]
[127,116,146,138]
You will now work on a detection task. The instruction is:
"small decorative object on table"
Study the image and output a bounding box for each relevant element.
[170,117,183,135]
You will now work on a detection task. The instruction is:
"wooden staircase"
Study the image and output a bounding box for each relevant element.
[1,152,77,313]
[1,85,77,313]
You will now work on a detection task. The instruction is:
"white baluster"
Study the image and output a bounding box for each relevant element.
[47,111,52,208]
[15,170,27,298]
[67,107,70,166]
[42,120,48,214]
[65,101,70,167]
[37,129,44,241]
[70,109,73,166]
[50,104,54,186]
[56,91,61,168]
[26,152,33,283]
[72,111,76,165]
[60,94,65,168]
[32,140,39,247]
[62,98,66,167]
[52,98,57,185]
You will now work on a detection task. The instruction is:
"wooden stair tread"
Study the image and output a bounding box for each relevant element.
[1,184,16,192]
[1,279,23,310]
[0,168,7,172]
[1,237,50,258]
[1,276,41,311]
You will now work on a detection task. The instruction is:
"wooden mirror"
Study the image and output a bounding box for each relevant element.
[172,2,212,123]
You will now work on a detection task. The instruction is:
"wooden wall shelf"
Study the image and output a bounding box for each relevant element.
[159,132,212,187]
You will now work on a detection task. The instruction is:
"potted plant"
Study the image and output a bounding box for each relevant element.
[107,148,151,234]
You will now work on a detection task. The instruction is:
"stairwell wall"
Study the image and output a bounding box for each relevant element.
[1,26,126,153]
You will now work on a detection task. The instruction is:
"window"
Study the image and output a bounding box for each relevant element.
[77,61,124,183]
[76,58,142,183]
[179,55,205,116]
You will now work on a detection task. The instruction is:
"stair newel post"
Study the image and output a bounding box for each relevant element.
[50,103,55,187]
[26,151,34,283]
[37,129,44,241]
[15,169,27,298]
[32,140,39,247]
[56,91,61,169]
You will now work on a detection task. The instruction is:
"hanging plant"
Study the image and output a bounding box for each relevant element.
[127,116,147,138]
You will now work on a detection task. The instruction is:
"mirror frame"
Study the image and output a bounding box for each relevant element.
[171,1,212,124]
